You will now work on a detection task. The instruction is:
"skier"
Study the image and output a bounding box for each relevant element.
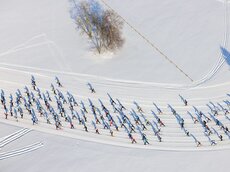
[82,120,88,132]
[220,135,223,141]
[168,104,176,115]
[84,124,88,132]
[0,90,5,105]
[18,106,23,118]
[150,122,160,136]
[187,111,198,124]
[133,101,143,113]
[153,103,162,114]
[4,108,8,119]
[37,88,42,99]
[102,120,109,129]
[141,133,149,145]
[156,134,162,142]
[152,121,161,133]
[117,116,125,128]
[190,134,201,147]
[31,75,36,90]
[80,101,88,113]
[9,94,14,107]
[182,128,190,136]
[110,129,114,137]
[51,84,56,95]
[180,118,184,128]
[128,133,137,144]
[92,121,100,134]
[55,120,61,130]
[152,111,165,127]
[141,122,147,130]
[46,91,52,101]
[80,109,87,122]
[67,115,74,129]
[14,108,18,122]
[204,132,216,146]
[32,116,37,125]
[114,123,119,131]
[107,93,116,105]
[116,99,126,110]
[140,113,151,126]
[55,76,62,87]
[87,83,96,93]
[44,111,51,124]
[158,118,165,127]
[179,95,188,106]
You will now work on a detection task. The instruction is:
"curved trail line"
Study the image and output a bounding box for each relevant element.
[0,62,229,91]
[0,77,228,107]
[0,83,229,151]
[0,72,229,151]
[193,0,229,86]
[0,119,229,152]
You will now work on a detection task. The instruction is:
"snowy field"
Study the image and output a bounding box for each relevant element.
[1,122,230,172]
[0,0,230,171]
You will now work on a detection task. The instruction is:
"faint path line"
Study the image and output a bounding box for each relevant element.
[100,0,193,82]
[0,63,230,91]
[100,0,230,85]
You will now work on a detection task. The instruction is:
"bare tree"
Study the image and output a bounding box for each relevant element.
[70,0,124,54]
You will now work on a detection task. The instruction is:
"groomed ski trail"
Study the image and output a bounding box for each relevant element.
[0,142,43,160]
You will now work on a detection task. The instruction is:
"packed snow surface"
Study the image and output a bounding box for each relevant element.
[0,0,230,172]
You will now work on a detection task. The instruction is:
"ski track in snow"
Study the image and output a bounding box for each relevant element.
[0,128,31,148]
[0,142,44,160]
[0,2,229,151]
[0,0,229,91]
[0,61,229,91]
[1,103,230,152]
[193,0,229,86]
[0,128,43,160]
[0,74,229,151]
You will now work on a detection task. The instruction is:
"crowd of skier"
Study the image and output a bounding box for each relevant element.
[0,76,230,147]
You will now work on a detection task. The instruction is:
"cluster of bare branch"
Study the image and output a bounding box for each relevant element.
[70,0,124,54]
